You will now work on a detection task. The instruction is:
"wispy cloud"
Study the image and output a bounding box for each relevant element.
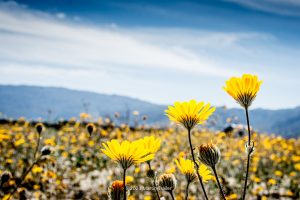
[226,0,300,16]
[0,1,299,108]
[0,1,241,78]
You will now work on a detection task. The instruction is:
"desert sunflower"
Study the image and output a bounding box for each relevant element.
[101,139,154,169]
[101,139,154,200]
[140,135,161,155]
[165,100,215,200]
[165,100,215,130]
[223,74,262,200]
[223,74,262,108]
[175,157,213,200]
[198,164,213,183]
[175,158,196,182]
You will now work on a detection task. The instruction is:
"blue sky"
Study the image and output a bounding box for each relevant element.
[0,0,300,109]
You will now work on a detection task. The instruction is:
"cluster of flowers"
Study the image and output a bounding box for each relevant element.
[2,74,287,200]
[103,74,262,200]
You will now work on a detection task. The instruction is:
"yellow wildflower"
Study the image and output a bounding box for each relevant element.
[140,136,161,155]
[274,170,283,177]
[267,179,277,185]
[295,163,300,171]
[101,139,154,169]
[223,74,262,108]
[227,193,238,200]
[165,100,215,130]
[14,138,25,146]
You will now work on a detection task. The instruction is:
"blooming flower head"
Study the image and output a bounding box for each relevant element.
[165,100,216,130]
[175,158,196,182]
[140,136,161,155]
[198,163,213,183]
[223,74,262,108]
[175,157,213,183]
[101,139,154,169]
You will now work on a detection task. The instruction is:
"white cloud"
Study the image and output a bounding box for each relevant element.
[0,1,299,109]
[0,1,241,78]
[226,0,300,16]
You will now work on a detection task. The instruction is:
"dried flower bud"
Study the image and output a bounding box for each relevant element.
[108,180,126,200]
[198,143,221,168]
[245,141,255,155]
[86,123,96,136]
[158,173,176,191]
[41,146,52,156]
[146,169,155,178]
[1,171,12,184]
[35,123,43,135]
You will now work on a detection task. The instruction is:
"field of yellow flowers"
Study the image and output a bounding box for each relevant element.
[0,74,299,200]
[0,118,299,199]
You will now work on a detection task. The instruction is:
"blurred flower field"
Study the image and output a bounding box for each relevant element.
[0,117,299,200]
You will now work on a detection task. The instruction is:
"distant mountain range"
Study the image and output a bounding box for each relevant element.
[0,85,299,138]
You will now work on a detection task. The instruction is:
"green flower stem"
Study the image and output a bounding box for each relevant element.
[188,128,209,200]
[33,133,41,159]
[185,181,190,200]
[245,107,251,146]
[242,107,252,200]
[147,162,161,199]
[169,190,175,200]
[123,168,127,200]
[212,166,226,200]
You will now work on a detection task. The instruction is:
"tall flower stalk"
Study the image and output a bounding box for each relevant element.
[223,74,262,200]
[165,100,215,200]
[141,136,162,199]
[188,128,209,200]
[101,139,155,200]
[146,162,160,199]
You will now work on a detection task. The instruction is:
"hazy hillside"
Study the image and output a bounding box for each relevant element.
[0,85,299,137]
[0,85,166,124]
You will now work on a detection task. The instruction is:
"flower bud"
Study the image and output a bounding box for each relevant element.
[1,171,12,184]
[158,173,176,191]
[41,146,52,156]
[86,123,96,136]
[198,143,221,168]
[35,123,43,135]
[146,169,155,178]
[108,180,126,200]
